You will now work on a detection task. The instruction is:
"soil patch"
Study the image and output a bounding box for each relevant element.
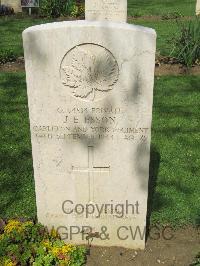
[86,226,199,266]
[1,61,200,76]
[0,60,25,73]
[155,64,200,76]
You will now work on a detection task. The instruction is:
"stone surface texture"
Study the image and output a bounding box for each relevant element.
[23,20,156,249]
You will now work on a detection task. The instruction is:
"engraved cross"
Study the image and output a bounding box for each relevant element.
[72,146,110,203]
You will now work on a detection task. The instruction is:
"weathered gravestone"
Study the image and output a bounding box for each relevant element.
[23,2,156,249]
[85,0,127,22]
[196,0,200,15]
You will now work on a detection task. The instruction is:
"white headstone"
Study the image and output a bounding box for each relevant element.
[23,20,156,249]
[85,0,127,22]
[196,0,200,15]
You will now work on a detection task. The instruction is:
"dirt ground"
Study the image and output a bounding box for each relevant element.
[155,64,200,76]
[0,60,25,73]
[86,226,200,266]
[0,61,200,76]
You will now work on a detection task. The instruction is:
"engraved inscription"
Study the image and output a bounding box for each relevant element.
[32,106,149,143]
[85,0,127,22]
[72,146,110,203]
[60,44,119,102]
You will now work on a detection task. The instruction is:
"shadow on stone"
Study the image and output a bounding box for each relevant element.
[146,145,160,240]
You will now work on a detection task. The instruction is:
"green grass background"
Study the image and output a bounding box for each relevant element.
[0,18,52,58]
[0,0,199,226]
[0,17,180,57]
[0,73,36,219]
[0,73,199,226]
[128,0,196,16]
[0,0,197,59]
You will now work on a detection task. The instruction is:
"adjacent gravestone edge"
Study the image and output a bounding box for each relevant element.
[85,0,127,22]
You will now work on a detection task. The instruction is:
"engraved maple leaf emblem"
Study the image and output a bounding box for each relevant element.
[61,45,119,101]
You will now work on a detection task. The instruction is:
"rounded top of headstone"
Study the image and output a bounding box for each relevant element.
[23,21,156,38]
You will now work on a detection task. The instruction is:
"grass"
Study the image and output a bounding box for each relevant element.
[0,73,199,226]
[131,19,179,55]
[0,73,36,218]
[0,16,180,58]
[128,0,196,17]
[150,76,200,226]
[0,0,197,60]
[0,0,199,228]
[0,17,52,58]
